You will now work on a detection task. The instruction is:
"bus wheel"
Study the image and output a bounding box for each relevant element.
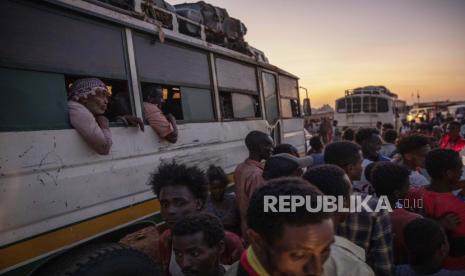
[34,243,160,276]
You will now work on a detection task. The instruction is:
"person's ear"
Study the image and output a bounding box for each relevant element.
[195,199,202,211]
[247,229,266,250]
[217,240,225,256]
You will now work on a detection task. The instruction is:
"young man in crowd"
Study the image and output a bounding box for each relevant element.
[262,153,313,180]
[380,129,398,158]
[324,141,394,276]
[172,213,228,276]
[226,178,334,276]
[149,162,244,275]
[356,128,390,162]
[307,135,325,167]
[205,165,241,236]
[303,165,375,276]
[440,121,465,152]
[396,134,431,186]
[234,130,273,242]
[142,84,178,143]
[396,218,465,275]
[407,149,465,270]
[370,162,422,264]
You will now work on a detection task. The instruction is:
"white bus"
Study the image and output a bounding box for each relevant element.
[334,86,406,129]
[0,0,305,274]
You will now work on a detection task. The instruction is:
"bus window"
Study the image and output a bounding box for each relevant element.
[352,97,361,113]
[216,57,261,120]
[278,75,300,118]
[0,67,69,131]
[262,72,279,124]
[141,83,215,122]
[362,96,377,113]
[336,99,346,113]
[220,91,260,120]
[378,98,389,112]
[66,76,132,123]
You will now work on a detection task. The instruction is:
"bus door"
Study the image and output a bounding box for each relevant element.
[261,71,281,144]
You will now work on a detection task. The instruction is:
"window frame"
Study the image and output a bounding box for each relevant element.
[277,74,301,119]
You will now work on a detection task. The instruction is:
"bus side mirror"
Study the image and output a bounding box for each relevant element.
[303,98,311,116]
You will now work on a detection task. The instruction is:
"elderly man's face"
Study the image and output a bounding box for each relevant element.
[83,90,108,115]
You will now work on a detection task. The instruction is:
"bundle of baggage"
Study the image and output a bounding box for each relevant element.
[174,1,252,55]
[97,0,254,56]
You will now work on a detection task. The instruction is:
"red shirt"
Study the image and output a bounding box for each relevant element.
[439,134,465,152]
[390,208,422,264]
[158,229,244,274]
[407,187,465,269]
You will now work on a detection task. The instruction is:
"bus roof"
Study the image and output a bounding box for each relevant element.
[47,0,299,79]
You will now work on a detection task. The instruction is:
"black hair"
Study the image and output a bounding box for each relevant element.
[172,212,225,248]
[207,165,229,187]
[309,136,323,152]
[355,128,380,145]
[382,123,394,130]
[425,149,462,180]
[364,162,377,182]
[342,128,355,141]
[383,129,398,144]
[263,157,298,180]
[303,165,350,198]
[141,83,163,102]
[247,177,331,244]
[371,162,410,198]
[245,131,270,152]
[449,121,461,128]
[404,218,446,265]
[397,134,430,155]
[149,161,208,207]
[273,143,298,156]
[324,141,361,167]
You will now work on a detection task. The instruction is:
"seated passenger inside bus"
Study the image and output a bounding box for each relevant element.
[142,84,178,143]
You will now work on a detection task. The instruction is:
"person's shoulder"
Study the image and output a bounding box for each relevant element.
[224,261,239,276]
[324,236,374,276]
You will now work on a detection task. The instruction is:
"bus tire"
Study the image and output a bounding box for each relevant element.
[35,243,160,276]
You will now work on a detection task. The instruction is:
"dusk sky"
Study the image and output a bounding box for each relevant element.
[172,0,465,107]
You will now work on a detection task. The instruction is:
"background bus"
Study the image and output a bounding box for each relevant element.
[334,86,406,129]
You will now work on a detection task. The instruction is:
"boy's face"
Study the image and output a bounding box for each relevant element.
[159,186,201,229]
[209,179,226,201]
[250,220,334,276]
[446,161,463,190]
[173,232,223,276]
[409,145,431,168]
[346,150,363,181]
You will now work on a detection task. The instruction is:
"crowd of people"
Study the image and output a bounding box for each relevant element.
[68,78,465,275]
[141,115,464,276]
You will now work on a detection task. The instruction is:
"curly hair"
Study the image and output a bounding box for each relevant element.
[397,134,430,155]
[425,149,462,180]
[247,177,331,244]
[303,165,350,198]
[383,129,398,144]
[206,165,229,187]
[245,131,270,152]
[355,128,380,145]
[324,141,361,167]
[404,218,446,265]
[371,162,410,197]
[149,161,208,207]
[172,212,225,248]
